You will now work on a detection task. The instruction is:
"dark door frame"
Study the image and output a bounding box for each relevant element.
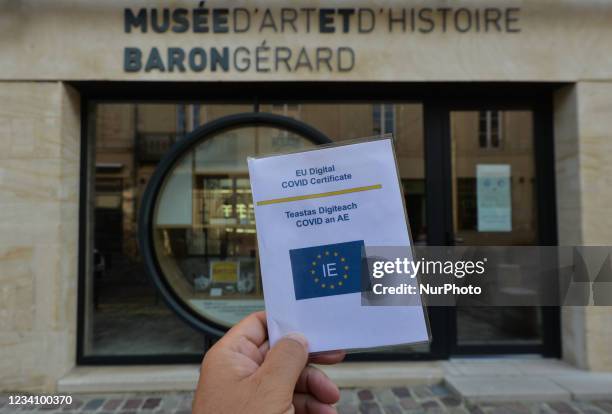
[424,98,561,358]
[74,82,562,364]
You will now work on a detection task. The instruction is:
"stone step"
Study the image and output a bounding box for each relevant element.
[58,362,443,393]
[445,375,572,402]
[58,358,612,401]
[443,359,612,402]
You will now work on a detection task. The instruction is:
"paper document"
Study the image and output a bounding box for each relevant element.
[248,138,429,353]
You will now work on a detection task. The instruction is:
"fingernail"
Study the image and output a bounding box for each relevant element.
[284,332,308,350]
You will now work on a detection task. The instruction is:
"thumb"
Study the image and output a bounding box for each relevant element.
[256,333,309,395]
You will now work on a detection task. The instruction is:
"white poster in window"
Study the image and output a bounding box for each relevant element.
[477,164,511,232]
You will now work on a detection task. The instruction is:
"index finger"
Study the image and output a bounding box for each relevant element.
[309,350,346,365]
[222,311,268,347]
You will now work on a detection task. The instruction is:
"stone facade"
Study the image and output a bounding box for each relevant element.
[554,83,612,371]
[0,83,80,391]
[1,1,612,82]
[577,82,612,371]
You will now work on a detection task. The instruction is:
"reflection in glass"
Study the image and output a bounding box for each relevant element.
[450,110,542,345]
[88,103,223,357]
[153,126,314,328]
[87,101,429,358]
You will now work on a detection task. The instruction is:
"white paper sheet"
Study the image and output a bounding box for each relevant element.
[248,138,430,353]
[477,164,512,232]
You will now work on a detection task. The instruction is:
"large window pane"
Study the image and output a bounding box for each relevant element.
[85,103,253,357]
[84,101,428,358]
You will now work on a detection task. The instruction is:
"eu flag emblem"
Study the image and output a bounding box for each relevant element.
[289,240,364,300]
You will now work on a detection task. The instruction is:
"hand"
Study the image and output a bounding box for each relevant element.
[193,311,345,414]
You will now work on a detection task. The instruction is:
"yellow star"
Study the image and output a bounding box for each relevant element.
[317,254,321,259]
[325,251,330,256]
[314,278,319,283]
[311,270,315,274]
[321,283,326,288]
[334,252,338,256]
[344,274,348,279]
[330,284,335,289]
[341,258,345,262]
[338,281,343,286]
[344,265,349,270]
[312,261,316,266]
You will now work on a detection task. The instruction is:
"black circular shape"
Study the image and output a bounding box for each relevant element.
[138,112,332,337]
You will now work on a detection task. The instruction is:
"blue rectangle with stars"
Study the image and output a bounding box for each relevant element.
[289,240,364,301]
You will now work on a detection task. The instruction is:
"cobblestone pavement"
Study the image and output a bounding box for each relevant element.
[1,384,611,413]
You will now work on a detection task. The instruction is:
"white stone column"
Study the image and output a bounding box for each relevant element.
[555,82,612,371]
[0,82,80,391]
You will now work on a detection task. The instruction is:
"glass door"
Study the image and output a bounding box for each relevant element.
[425,103,560,357]
[451,110,542,348]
